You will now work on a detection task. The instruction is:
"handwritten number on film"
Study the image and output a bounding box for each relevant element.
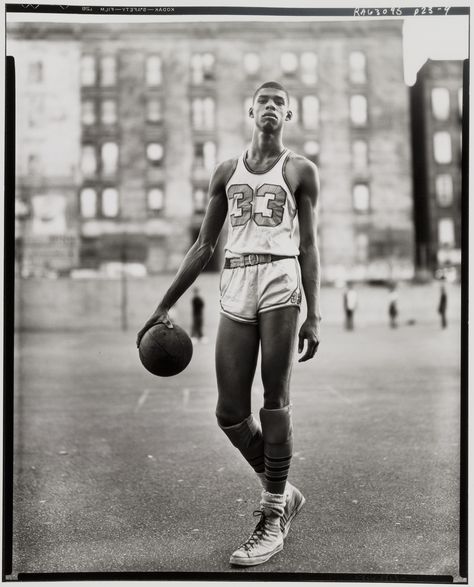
[353,7,451,16]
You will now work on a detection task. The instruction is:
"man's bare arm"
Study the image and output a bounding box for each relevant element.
[136,160,232,346]
[294,157,321,362]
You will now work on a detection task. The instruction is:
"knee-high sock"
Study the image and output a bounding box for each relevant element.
[260,405,293,495]
[218,414,265,475]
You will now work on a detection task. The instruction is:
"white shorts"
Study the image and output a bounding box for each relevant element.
[219,257,302,324]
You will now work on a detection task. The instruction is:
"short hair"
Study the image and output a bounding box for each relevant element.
[253,81,289,105]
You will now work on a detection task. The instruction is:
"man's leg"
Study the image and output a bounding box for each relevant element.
[216,314,281,567]
[227,307,304,566]
[259,307,305,539]
[259,307,299,490]
[215,314,264,477]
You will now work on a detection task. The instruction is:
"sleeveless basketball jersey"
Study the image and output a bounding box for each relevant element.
[224,149,299,257]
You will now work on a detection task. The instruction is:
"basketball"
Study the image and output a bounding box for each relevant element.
[139,322,193,377]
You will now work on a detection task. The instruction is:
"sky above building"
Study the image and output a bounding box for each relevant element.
[403,15,469,85]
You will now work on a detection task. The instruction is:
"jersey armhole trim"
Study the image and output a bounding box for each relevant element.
[282,152,298,215]
[224,157,240,192]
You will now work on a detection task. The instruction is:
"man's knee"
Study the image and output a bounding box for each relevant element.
[262,386,289,410]
[215,404,249,428]
[263,394,289,410]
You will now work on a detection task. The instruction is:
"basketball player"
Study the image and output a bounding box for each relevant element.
[137,81,321,566]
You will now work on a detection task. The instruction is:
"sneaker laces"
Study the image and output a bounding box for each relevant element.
[240,510,268,552]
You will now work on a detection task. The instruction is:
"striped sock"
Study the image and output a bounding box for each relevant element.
[260,405,293,495]
[218,414,265,475]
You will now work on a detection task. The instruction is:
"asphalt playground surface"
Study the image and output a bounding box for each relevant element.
[10,307,461,578]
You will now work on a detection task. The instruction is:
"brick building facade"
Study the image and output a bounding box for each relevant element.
[410,59,464,278]
[8,20,415,281]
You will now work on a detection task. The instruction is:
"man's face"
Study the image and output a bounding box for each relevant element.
[251,88,291,132]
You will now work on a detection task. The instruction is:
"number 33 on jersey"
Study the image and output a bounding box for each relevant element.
[224,148,300,257]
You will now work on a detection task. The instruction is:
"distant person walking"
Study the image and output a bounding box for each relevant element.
[343,282,357,330]
[388,283,399,329]
[438,278,448,329]
[191,286,206,342]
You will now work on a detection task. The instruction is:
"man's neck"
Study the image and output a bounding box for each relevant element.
[248,130,284,160]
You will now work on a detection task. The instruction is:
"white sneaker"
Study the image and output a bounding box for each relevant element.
[281,484,305,539]
[230,510,283,566]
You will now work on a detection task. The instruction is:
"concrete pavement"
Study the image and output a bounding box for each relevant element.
[11,315,461,577]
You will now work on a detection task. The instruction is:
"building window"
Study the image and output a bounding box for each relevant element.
[289,95,299,123]
[349,51,367,84]
[100,56,116,87]
[101,100,117,125]
[28,61,43,84]
[81,145,97,176]
[433,131,452,164]
[435,174,454,207]
[146,55,162,86]
[147,187,164,213]
[193,188,207,212]
[431,87,450,121]
[458,87,463,117]
[350,95,368,126]
[352,140,368,172]
[27,153,41,175]
[80,188,97,218]
[194,141,216,171]
[81,55,96,86]
[301,52,317,85]
[192,97,215,130]
[102,188,119,218]
[147,143,164,166]
[281,52,298,76]
[353,183,370,212]
[194,143,204,168]
[244,53,260,76]
[82,100,96,125]
[146,98,162,123]
[303,140,320,164]
[101,142,119,175]
[438,217,455,247]
[302,96,319,130]
[191,53,215,84]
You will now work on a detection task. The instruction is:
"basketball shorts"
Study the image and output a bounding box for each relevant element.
[219,257,302,324]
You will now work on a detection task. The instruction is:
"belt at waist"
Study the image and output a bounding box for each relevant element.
[223,254,295,269]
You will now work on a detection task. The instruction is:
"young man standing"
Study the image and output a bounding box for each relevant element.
[137,81,321,566]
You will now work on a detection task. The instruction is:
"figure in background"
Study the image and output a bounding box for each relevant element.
[191,286,206,343]
[438,277,448,329]
[388,283,399,329]
[343,281,357,331]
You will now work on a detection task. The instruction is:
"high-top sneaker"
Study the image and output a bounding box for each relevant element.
[229,510,283,566]
[281,483,305,539]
